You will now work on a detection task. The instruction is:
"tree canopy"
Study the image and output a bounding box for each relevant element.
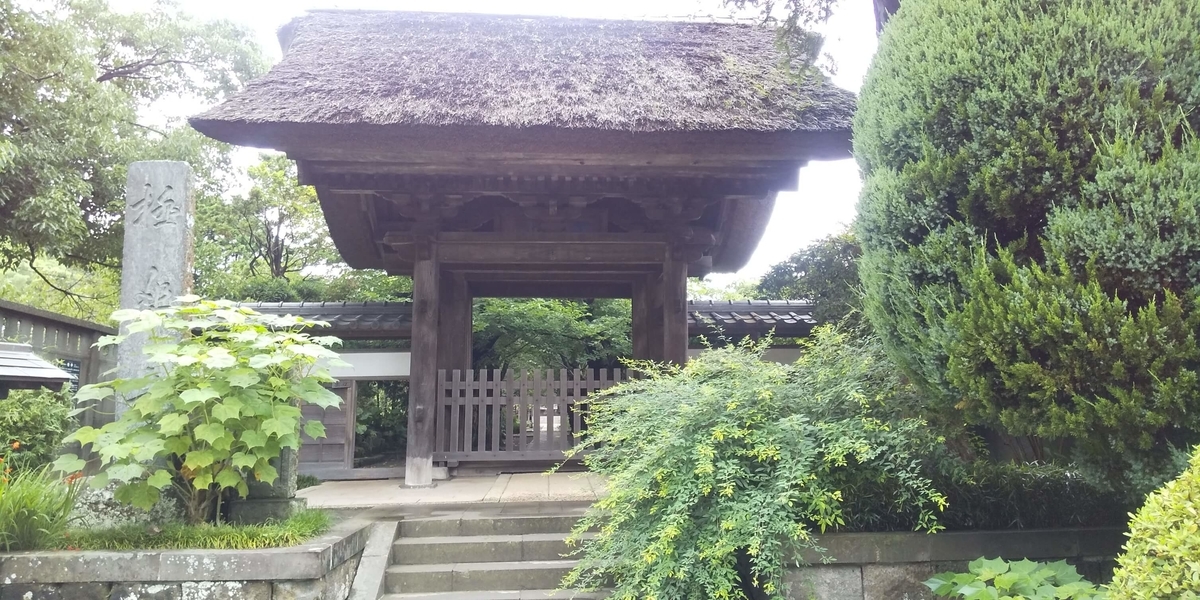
[0,0,263,272]
[757,230,860,325]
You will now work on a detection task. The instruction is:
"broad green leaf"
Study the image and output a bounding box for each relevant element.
[210,433,235,452]
[66,426,102,446]
[241,430,268,449]
[303,420,327,439]
[231,452,257,469]
[1008,559,1041,576]
[193,471,213,489]
[110,308,142,322]
[163,435,191,456]
[118,483,160,511]
[262,417,296,439]
[89,471,110,489]
[183,449,215,470]
[226,368,260,388]
[51,453,87,475]
[972,557,1011,581]
[107,462,145,483]
[215,468,243,490]
[132,438,167,462]
[180,388,221,405]
[202,349,237,369]
[994,572,1021,592]
[211,399,243,422]
[194,422,226,444]
[146,469,173,490]
[75,385,114,403]
[254,461,279,484]
[158,413,191,435]
[277,433,300,449]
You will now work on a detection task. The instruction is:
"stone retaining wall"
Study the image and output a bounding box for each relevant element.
[786,527,1126,600]
[0,520,369,600]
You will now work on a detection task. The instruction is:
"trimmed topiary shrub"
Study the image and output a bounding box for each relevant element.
[1107,446,1200,599]
[854,0,1200,494]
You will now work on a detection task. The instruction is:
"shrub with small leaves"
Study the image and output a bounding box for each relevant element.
[0,384,74,472]
[926,558,1107,600]
[562,328,949,600]
[1106,445,1200,599]
[53,297,346,524]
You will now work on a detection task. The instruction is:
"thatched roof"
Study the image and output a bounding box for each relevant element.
[191,10,855,135]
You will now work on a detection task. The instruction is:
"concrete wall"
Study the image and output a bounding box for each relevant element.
[784,527,1124,600]
[0,520,369,600]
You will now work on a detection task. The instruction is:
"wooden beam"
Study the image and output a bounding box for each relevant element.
[437,271,472,371]
[470,281,632,299]
[384,233,670,266]
[404,243,440,487]
[663,250,689,365]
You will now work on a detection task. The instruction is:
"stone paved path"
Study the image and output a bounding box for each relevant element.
[297,472,607,508]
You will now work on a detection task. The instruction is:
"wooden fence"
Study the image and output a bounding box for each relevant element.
[0,300,116,426]
[434,369,625,462]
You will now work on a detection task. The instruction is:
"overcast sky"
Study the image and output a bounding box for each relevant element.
[118,0,877,285]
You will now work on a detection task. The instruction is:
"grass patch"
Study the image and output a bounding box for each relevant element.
[59,509,332,550]
[296,474,321,490]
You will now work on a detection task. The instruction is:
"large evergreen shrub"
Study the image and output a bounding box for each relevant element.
[854,0,1200,493]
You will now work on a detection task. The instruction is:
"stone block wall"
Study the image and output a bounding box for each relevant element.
[783,527,1124,600]
[0,521,368,600]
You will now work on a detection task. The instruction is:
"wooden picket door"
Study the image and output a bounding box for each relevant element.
[433,369,624,462]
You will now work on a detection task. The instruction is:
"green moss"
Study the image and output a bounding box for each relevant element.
[60,509,331,550]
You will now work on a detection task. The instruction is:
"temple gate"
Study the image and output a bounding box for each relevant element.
[191,10,854,485]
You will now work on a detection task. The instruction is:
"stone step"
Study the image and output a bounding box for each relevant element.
[383,590,608,600]
[393,532,591,564]
[399,514,584,538]
[386,560,578,594]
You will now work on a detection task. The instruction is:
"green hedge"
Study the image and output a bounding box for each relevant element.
[855,0,1200,495]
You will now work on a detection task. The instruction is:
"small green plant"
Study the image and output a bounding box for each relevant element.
[0,384,75,471]
[60,508,331,550]
[296,474,320,490]
[0,461,83,551]
[53,297,346,524]
[926,558,1107,599]
[1107,445,1200,599]
[562,328,949,599]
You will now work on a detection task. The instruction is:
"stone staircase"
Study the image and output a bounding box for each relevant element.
[383,511,605,599]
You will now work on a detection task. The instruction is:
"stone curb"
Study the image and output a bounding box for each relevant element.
[347,520,400,600]
[0,518,371,585]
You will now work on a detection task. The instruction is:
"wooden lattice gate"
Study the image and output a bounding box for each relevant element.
[433,369,624,462]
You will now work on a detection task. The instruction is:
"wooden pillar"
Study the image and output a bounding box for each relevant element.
[663,250,689,365]
[632,273,665,362]
[437,271,473,371]
[404,243,440,487]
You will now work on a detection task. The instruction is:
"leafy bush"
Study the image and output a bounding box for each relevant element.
[0,464,82,551]
[562,328,949,600]
[54,297,346,524]
[0,384,74,471]
[61,508,331,550]
[854,0,1200,493]
[1107,446,1200,599]
[296,474,320,490]
[841,461,1130,533]
[926,558,1106,600]
[354,379,407,460]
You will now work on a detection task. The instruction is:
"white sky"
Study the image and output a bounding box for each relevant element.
[127,0,876,285]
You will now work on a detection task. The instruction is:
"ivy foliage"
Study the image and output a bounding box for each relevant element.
[926,557,1106,600]
[53,297,346,524]
[561,328,948,599]
[854,0,1200,493]
[1107,445,1200,599]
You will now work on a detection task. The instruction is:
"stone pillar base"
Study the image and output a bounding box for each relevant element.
[228,497,307,525]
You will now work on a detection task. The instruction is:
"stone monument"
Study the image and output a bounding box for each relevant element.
[115,161,195,415]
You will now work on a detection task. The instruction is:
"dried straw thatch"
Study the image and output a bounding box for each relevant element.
[191,10,855,134]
